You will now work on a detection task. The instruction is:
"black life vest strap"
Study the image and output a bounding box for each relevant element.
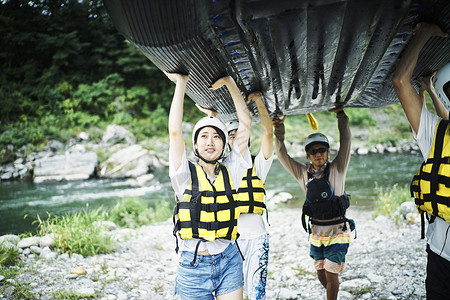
[172,200,180,253]
[424,156,450,165]
[178,201,235,212]
[219,164,236,240]
[188,161,201,238]
[411,161,427,207]
[236,187,266,193]
[244,161,255,213]
[190,239,203,266]
[265,206,270,226]
[415,170,450,189]
[421,194,450,206]
[234,234,245,261]
[420,211,425,239]
[178,220,236,232]
[234,201,266,209]
[183,189,235,197]
[310,218,347,226]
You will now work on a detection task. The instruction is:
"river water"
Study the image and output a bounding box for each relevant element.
[0,153,423,236]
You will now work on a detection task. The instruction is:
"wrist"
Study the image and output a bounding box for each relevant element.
[336,110,346,118]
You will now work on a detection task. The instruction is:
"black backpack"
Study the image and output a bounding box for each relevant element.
[301,164,350,232]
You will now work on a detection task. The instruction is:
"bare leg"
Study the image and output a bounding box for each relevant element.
[325,271,339,300]
[216,287,243,300]
[317,269,327,288]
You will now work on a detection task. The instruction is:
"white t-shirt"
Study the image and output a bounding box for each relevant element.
[413,105,450,261]
[169,139,252,255]
[237,149,274,239]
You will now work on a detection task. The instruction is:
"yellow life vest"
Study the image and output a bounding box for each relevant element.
[410,119,450,236]
[175,161,240,242]
[236,156,266,214]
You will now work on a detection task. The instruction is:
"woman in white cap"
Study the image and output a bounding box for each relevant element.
[166,72,252,300]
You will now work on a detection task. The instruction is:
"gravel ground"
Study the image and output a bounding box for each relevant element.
[2,207,427,300]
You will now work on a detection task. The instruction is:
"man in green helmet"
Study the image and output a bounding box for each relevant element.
[273,107,352,300]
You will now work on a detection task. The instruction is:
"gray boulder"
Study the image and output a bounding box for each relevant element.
[102,125,136,145]
[0,234,19,245]
[98,144,152,179]
[17,236,40,248]
[33,152,98,183]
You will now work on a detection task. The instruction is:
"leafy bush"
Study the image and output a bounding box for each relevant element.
[0,242,19,268]
[133,105,169,141]
[345,108,377,127]
[109,197,172,228]
[373,183,411,218]
[367,129,399,147]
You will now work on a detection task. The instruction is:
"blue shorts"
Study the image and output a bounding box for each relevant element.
[175,243,244,300]
[309,227,350,274]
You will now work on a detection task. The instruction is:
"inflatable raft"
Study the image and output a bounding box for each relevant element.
[104,0,450,122]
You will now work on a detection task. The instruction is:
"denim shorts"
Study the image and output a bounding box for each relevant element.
[175,243,244,300]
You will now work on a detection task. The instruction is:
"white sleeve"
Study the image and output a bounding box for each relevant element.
[168,148,190,200]
[222,139,252,188]
[253,148,274,183]
[414,104,440,161]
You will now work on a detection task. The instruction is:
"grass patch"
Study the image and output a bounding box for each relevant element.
[36,208,115,257]
[31,198,172,257]
[350,286,373,295]
[0,265,37,300]
[0,242,20,268]
[0,281,37,300]
[291,266,314,277]
[52,289,97,299]
[373,183,411,220]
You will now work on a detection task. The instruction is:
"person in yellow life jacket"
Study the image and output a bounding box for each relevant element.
[392,22,450,299]
[166,72,252,300]
[197,91,274,300]
[227,92,273,300]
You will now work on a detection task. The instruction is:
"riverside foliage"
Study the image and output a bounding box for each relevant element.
[0,0,202,153]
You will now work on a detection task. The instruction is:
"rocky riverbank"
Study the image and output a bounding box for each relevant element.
[0,122,419,185]
[1,207,427,300]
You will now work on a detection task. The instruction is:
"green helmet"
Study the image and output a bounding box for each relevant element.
[304,133,329,152]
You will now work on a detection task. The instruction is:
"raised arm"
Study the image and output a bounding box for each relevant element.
[211,76,251,157]
[248,92,273,159]
[416,72,449,120]
[329,107,351,172]
[273,115,305,181]
[392,23,448,133]
[166,72,189,171]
